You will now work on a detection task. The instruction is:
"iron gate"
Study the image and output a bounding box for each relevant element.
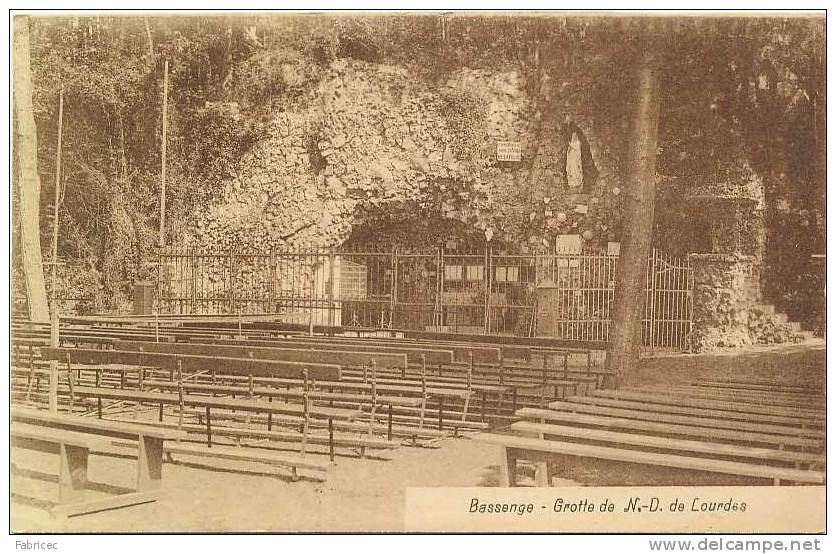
[156,246,693,350]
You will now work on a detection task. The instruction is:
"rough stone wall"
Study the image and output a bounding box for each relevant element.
[188,58,626,254]
[690,253,800,352]
[690,254,756,351]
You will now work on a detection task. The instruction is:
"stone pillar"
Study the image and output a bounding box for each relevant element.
[689,254,758,352]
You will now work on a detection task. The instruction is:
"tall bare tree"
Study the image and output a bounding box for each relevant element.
[13,15,50,322]
[606,40,662,387]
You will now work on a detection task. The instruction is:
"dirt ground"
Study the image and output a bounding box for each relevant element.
[12,432,508,533]
[11,341,826,533]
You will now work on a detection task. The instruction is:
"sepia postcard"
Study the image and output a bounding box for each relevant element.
[8,8,827,539]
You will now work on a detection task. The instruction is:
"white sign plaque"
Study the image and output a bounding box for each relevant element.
[496,141,522,162]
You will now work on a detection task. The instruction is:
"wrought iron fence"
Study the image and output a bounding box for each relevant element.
[156,246,693,351]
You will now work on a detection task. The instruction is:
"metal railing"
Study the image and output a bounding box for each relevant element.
[156,245,694,351]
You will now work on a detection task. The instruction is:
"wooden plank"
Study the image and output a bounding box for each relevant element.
[11,422,110,451]
[401,329,608,351]
[592,389,824,421]
[190,338,455,365]
[510,421,823,467]
[695,378,823,395]
[66,386,360,421]
[172,409,448,440]
[549,400,824,439]
[40,347,341,381]
[12,407,186,441]
[177,424,400,450]
[242,334,503,364]
[517,407,821,450]
[50,490,159,518]
[163,442,332,471]
[141,379,423,407]
[567,395,824,430]
[189,373,469,400]
[113,340,408,369]
[634,384,826,410]
[476,433,825,484]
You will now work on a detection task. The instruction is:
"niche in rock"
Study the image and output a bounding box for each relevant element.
[307,135,328,174]
[562,121,598,193]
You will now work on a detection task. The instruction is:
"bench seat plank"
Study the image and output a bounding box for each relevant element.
[11,422,111,451]
[178,424,400,450]
[12,407,186,441]
[163,442,332,472]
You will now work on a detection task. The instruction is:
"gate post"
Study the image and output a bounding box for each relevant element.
[390,247,398,330]
[228,248,236,314]
[268,250,276,313]
[648,249,658,353]
[483,244,491,335]
[328,248,336,327]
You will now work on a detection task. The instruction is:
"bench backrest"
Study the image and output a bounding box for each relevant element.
[40,347,341,381]
[279,336,502,364]
[190,338,454,365]
[401,329,607,352]
[112,340,408,369]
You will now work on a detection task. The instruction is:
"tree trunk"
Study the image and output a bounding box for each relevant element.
[13,16,50,322]
[605,46,662,388]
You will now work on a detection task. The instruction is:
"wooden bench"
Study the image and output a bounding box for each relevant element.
[11,423,119,515]
[11,408,185,517]
[510,421,824,469]
[591,389,825,422]
[477,433,826,487]
[60,384,360,457]
[548,400,825,440]
[517,407,822,451]
[568,395,825,430]
[635,384,826,410]
[694,378,824,396]
[140,378,422,442]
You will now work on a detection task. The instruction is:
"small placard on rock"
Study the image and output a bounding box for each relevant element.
[556,234,582,254]
[496,141,522,162]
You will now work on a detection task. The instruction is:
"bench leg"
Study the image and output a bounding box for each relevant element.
[136,435,163,492]
[499,447,517,487]
[534,461,551,487]
[58,444,89,505]
[328,418,335,462]
[387,403,393,441]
